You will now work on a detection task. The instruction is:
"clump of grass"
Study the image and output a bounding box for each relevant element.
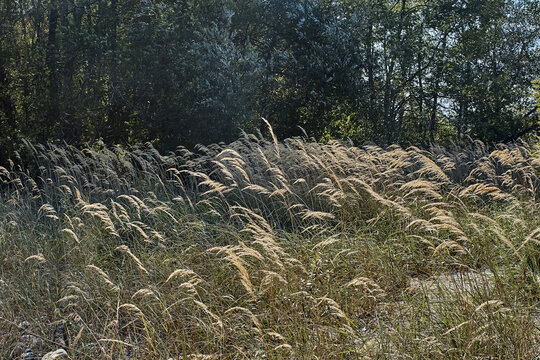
[0,130,539,359]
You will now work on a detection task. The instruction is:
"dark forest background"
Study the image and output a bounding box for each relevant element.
[1,0,539,160]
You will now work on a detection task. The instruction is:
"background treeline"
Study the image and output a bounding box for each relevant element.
[1,0,539,158]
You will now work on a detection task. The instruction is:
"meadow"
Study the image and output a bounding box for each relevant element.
[1,126,539,359]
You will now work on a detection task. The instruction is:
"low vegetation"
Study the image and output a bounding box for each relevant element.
[1,128,539,359]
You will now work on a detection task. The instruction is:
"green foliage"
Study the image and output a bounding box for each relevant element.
[0,0,539,161]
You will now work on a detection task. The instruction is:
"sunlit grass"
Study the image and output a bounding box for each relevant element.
[0,132,539,359]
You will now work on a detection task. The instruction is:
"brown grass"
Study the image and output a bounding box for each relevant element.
[0,130,539,358]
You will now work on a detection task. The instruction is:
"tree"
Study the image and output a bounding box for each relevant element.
[0,0,539,162]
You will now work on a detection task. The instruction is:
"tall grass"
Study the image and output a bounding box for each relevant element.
[1,130,539,359]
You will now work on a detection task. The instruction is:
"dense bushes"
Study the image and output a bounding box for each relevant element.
[1,0,539,163]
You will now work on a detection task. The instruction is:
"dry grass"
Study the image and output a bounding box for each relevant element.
[0,130,539,359]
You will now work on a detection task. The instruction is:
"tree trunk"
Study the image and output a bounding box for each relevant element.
[429,32,447,143]
[107,0,126,144]
[366,22,376,135]
[44,0,59,142]
[0,1,16,133]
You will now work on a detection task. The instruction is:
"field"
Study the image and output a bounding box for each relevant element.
[1,128,539,359]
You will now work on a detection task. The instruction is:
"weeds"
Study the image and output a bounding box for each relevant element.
[0,130,539,359]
